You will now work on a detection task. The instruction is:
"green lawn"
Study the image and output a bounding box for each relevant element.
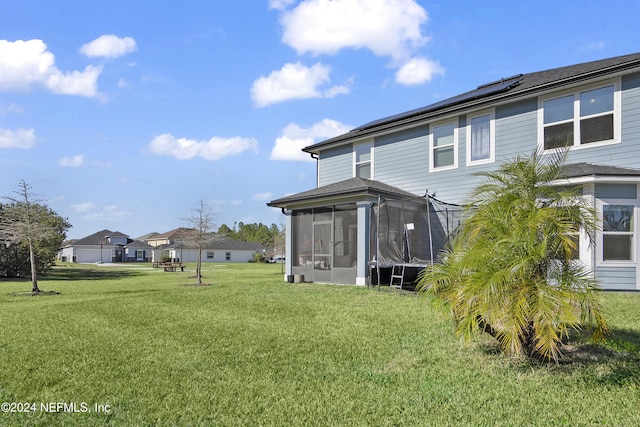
[0,263,639,426]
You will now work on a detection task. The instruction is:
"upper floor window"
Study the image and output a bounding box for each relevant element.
[541,81,619,151]
[354,142,372,179]
[430,121,458,171]
[467,110,495,165]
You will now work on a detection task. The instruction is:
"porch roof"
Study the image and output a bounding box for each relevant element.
[267,177,421,208]
[560,163,640,179]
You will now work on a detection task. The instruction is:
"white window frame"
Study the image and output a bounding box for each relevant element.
[466,109,495,166]
[429,120,459,172]
[353,141,373,179]
[136,250,144,261]
[538,78,621,152]
[597,197,638,267]
[225,252,231,261]
[207,251,214,260]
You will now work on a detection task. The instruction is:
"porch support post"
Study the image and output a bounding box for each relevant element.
[284,210,293,281]
[356,202,370,286]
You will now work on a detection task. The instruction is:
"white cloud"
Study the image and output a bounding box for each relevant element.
[395,57,444,86]
[91,160,114,168]
[251,62,349,107]
[70,202,96,212]
[148,133,258,161]
[253,192,273,201]
[0,102,23,115]
[270,119,352,161]
[79,35,138,58]
[0,128,36,149]
[269,0,295,10]
[59,155,84,168]
[279,0,429,62]
[76,204,133,222]
[0,39,101,97]
[579,41,605,52]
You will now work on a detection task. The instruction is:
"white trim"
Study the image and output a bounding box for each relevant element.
[538,77,622,153]
[429,119,459,172]
[466,109,495,166]
[595,191,639,268]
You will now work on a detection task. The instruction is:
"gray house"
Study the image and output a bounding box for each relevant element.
[269,52,640,291]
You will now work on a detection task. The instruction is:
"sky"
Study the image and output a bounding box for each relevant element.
[1,0,639,240]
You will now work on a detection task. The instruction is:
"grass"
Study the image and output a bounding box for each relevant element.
[0,262,639,426]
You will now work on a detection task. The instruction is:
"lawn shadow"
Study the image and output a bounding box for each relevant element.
[43,267,145,281]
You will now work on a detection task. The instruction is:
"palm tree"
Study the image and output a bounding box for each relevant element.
[417,150,608,363]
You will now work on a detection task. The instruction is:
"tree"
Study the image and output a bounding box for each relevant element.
[0,180,70,292]
[416,150,608,363]
[182,200,219,285]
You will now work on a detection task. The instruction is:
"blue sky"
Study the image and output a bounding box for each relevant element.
[1,0,639,240]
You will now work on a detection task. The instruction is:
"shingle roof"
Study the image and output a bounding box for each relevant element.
[154,236,263,251]
[560,163,640,179]
[70,229,129,246]
[305,52,640,153]
[150,227,196,240]
[124,240,154,249]
[268,177,421,208]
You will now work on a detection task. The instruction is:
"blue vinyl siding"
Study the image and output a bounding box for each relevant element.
[596,267,637,290]
[374,125,429,195]
[318,145,352,187]
[495,98,538,162]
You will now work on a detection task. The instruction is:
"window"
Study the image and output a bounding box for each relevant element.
[467,111,494,165]
[430,121,458,171]
[136,250,144,261]
[207,251,214,259]
[602,204,634,261]
[541,82,618,150]
[225,252,231,261]
[354,142,372,178]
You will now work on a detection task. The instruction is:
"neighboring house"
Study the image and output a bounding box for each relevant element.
[145,228,195,247]
[150,229,264,262]
[59,229,152,263]
[269,52,640,291]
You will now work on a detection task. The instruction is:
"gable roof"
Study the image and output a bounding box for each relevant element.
[124,240,154,249]
[268,177,421,208]
[147,227,197,240]
[304,52,640,153]
[70,229,129,246]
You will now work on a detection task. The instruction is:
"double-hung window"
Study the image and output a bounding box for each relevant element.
[541,81,619,150]
[467,110,495,165]
[602,204,635,262]
[354,142,372,179]
[597,183,638,264]
[430,121,458,171]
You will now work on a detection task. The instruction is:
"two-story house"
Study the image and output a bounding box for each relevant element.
[268,52,640,291]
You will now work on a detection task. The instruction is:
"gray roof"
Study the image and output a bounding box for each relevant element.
[305,52,640,153]
[124,240,154,249]
[560,163,640,179]
[154,236,264,251]
[70,229,129,246]
[268,177,421,208]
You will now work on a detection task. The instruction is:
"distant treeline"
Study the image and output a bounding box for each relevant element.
[218,222,283,250]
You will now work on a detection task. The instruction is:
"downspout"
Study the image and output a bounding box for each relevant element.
[310,153,319,187]
[377,194,381,286]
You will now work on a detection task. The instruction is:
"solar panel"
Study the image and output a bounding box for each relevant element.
[354,76,523,132]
